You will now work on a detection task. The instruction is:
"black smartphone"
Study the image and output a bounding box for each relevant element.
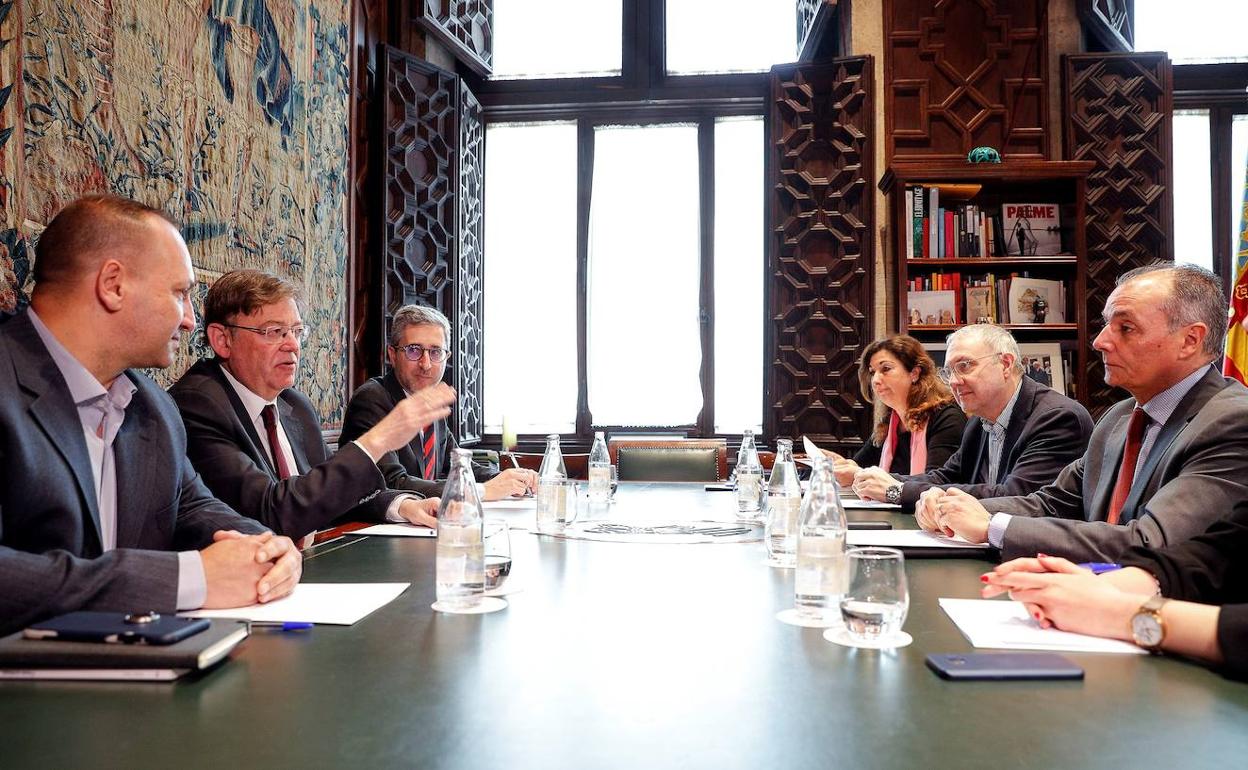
[925,652,1084,681]
[23,612,210,646]
[704,483,735,491]
[848,521,892,530]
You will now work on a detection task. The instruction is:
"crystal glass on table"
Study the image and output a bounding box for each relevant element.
[483,518,512,591]
[840,547,910,644]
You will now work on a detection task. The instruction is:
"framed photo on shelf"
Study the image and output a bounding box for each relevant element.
[1017,342,1065,396]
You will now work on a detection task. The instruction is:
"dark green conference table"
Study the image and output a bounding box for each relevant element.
[3,483,1247,768]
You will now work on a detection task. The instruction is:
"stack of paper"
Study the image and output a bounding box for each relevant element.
[184,583,410,626]
[939,598,1146,654]
[846,530,989,551]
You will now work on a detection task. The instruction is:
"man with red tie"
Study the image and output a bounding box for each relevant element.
[340,304,536,500]
[170,271,453,540]
[927,263,1248,562]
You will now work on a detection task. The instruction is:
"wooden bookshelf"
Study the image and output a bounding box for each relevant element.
[880,161,1095,404]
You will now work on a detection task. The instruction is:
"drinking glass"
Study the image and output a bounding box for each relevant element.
[483,518,512,592]
[536,479,580,534]
[840,547,909,643]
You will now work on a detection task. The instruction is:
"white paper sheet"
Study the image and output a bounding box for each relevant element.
[483,498,537,511]
[182,583,410,626]
[939,598,1147,654]
[352,523,437,537]
[846,530,989,550]
[841,498,901,510]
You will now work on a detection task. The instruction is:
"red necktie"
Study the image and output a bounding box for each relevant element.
[1106,407,1147,525]
[260,405,293,480]
[422,428,437,480]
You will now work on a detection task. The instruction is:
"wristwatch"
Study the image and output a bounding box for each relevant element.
[885,484,902,505]
[1130,595,1168,652]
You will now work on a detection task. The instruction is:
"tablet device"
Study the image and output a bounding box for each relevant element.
[24,612,210,646]
[926,652,1084,681]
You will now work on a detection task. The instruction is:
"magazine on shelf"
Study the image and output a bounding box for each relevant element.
[1001,203,1063,256]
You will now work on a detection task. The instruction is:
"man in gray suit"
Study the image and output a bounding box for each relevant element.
[850,324,1093,509]
[0,195,302,634]
[928,263,1248,562]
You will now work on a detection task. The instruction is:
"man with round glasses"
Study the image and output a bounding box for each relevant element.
[850,324,1091,515]
[341,304,537,500]
[170,270,454,541]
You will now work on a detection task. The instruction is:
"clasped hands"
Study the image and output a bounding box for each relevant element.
[914,487,992,543]
[201,529,303,609]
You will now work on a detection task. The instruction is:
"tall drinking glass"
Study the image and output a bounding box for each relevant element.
[483,518,512,591]
[840,547,909,643]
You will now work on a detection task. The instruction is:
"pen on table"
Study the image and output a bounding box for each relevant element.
[249,621,314,632]
[1077,562,1122,575]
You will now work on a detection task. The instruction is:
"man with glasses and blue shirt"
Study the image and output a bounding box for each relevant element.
[850,324,1092,517]
[340,304,537,500]
[170,270,455,541]
[929,263,1248,563]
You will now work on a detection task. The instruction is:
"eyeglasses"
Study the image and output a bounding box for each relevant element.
[223,323,310,344]
[937,353,1002,383]
[393,343,451,363]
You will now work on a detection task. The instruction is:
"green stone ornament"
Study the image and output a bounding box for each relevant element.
[967,146,1001,164]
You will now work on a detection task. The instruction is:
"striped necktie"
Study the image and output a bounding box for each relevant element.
[421,427,438,480]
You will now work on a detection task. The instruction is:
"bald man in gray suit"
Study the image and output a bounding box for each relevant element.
[928,263,1248,562]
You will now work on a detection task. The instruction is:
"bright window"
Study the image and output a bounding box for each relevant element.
[713,117,764,433]
[1172,109,1213,272]
[483,122,580,433]
[491,0,623,79]
[665,0,796,74]
[1135,0,1248,63]
[587,124,702,426]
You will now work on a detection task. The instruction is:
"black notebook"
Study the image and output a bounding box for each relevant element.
[0,620,249,681]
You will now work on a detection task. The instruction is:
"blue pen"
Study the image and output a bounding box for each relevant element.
[1078,562,1122,575]
[250,621,313,631]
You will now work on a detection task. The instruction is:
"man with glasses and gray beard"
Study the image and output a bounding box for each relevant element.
[340,304,537,501]
[170,271,454,541]
[928,263,1248,563]
[850,324,1093,519]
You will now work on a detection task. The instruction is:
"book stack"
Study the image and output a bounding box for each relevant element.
[904,186,1068,259]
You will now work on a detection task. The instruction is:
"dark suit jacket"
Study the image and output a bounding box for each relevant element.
[1120,502,1248,681]
[0,311,266,634]
[979,366,1248,562]
[340,372,499,496]
[852,401,966,475]
[894,376,1094,506]
[169,359,401,539]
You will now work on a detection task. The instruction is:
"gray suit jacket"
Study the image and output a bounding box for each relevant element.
[895,376,1094,506]
[979,366,1248,561]
[170,359,402,539]
[0,311,266,634]
[339,372,499,496]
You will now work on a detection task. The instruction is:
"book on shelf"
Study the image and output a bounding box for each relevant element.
[1007,277,1067,324]
[1001,203,1063,256]
[907,290,958,327]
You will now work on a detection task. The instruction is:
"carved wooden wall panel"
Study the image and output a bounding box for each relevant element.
[350,0,388,392]
[381,47,458,330]
[885,0,1049,162]
[766,56,874,451]
[1079,0,1134,53]
[418,0,493,76]
[455,82,485,444]
[1064,52,1173,416]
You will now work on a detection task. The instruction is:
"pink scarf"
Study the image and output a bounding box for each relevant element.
[878,410,928,474]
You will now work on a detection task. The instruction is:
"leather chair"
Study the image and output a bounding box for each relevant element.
[608,439,728,482]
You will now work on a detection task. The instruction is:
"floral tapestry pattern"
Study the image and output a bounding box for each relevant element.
[0,0,351,425]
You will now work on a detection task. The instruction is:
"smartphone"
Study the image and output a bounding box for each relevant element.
[848,521,892,530]
[23,612,210,646]
[925,653,1084,681]
[704,483,735,492]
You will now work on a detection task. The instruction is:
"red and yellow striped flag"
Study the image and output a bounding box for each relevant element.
[1226,159,1248,384]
